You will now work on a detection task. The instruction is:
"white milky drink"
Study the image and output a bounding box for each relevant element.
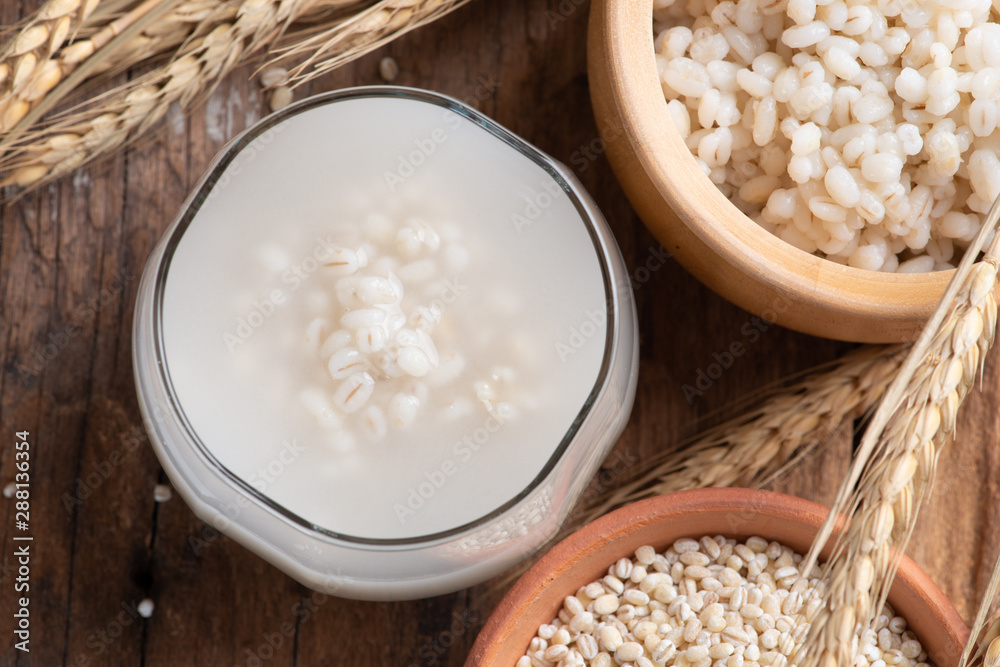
[160,94,610,540]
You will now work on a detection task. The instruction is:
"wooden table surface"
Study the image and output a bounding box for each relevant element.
[2,0,998,665]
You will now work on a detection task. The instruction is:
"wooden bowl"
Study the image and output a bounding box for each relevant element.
[466,488,968,666]
[587,0,956,343]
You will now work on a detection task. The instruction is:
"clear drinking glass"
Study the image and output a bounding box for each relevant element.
[132,86,639,600]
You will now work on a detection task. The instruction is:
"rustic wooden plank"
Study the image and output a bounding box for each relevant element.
[53,143,157,667]
[0,140,134,667]
[0,188,77,667]
[0,0,995,665]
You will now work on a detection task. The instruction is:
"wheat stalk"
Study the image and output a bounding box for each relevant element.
[578,344,906,524]
[478,345,904,612]
[970,632,1000,667]
[0,0,287,186]
[0,0,308,188]
[0,0,101,131]
[78,0,238,79]
[0,0,373,144]
[960,528,1000,667]
[269,0,471,86]
[797,197,1000,667]
[0,0,467,190]
[962,572,1000,667]
[80,0,370,83]
[0,0,201,162]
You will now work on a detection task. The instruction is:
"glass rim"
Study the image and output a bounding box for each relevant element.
[149,85,622,547]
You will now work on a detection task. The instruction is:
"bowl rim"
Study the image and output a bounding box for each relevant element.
[593,0,955,335]
[466,488,969,666]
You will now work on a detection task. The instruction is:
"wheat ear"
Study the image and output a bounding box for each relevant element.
[273,0,473,86]
[0,0,200,170]
[0,0,374,146]
[0,0,474,190]
[0,0,312,188]
[798,196,1000,667]
[960,561,1000,667]
[959,519,1000,667]
[578,344,906,524]
[85,0,372,84]
[77,0,238,79]
[0,0,101,130]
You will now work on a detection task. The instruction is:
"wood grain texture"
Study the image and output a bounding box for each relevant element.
[0,0,995,665]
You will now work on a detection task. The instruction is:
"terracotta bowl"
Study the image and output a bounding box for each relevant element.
[466,488,968,666]
[586,0,963,343]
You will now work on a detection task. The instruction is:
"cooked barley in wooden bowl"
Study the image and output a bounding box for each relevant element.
[465,489,967,666]
[588,0,1000,342]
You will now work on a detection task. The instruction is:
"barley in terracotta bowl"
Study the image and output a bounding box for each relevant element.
[466,488,967,666]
